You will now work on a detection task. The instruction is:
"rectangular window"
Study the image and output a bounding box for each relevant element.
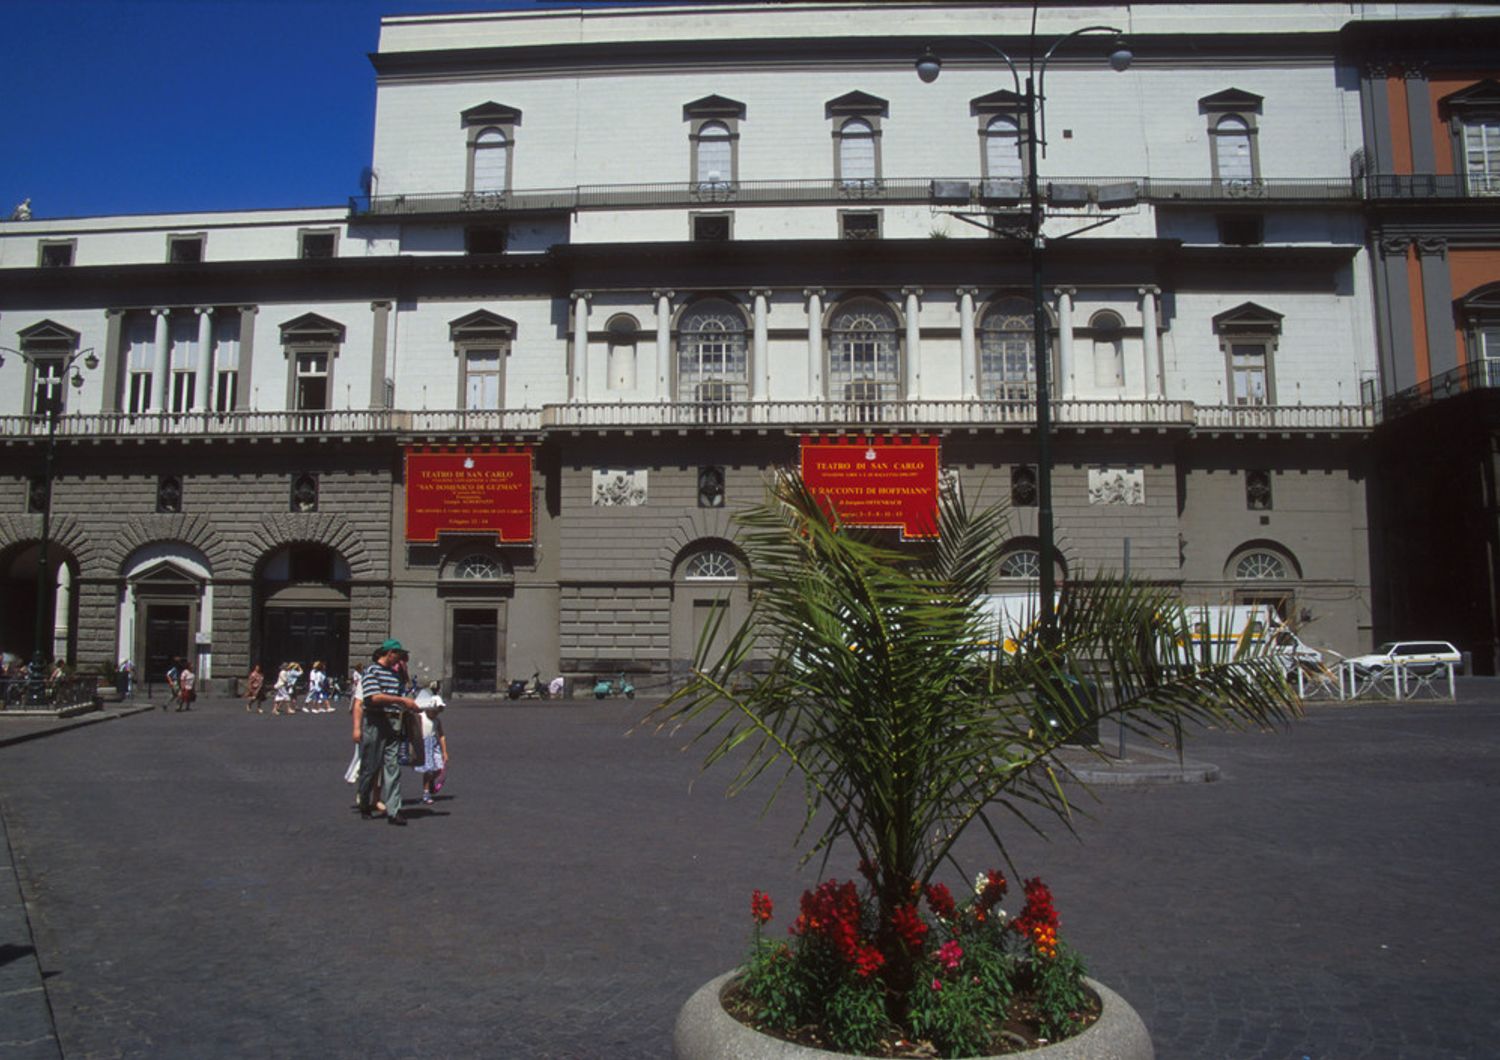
[169,315,199,413]
[465,348,502,410]
[1230,342,1269,405]
[38,241,74,267]
[212,315,240,412]
[125,316,155,414]
[692,213,732,242]
[1246,469,1273,510]
[299,229,337,259]
[1216,215,1263,246]
[840,211,880,240]
[465,226,508,254]
[296,352,329,410]
[30,359,65,418]
[168,234,204,263]
[1463,119,1500,197]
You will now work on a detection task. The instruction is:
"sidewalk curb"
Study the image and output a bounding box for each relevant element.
[0,705,156,750]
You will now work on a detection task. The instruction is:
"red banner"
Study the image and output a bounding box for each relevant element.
[800,437,941,540]
[405,447,533,543]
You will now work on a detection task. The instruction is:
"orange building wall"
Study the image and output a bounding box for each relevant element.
[1450,249,1500,366]
[1387,75,1412,173]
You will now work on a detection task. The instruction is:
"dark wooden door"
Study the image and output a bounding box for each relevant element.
[452,609,499,693]
[261,608,350,685]
[144,605,191,684]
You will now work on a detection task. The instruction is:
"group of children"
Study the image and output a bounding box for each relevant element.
[242,660,337,715]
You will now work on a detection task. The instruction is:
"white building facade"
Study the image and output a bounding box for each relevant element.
[7,2,1472,691]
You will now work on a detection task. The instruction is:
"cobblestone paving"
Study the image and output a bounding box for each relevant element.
[1,689,1498,1058]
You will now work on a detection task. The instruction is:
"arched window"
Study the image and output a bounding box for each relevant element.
[1090,310,1124,387]
[696,121,732,185]
[683,550,739,581]
[829,298,899,405]
[979,297,1035,402]
[677,299,748,402]
[1213,115,1253,181]
[1234,550,1290,580]
[606,314,639,391]
[998,549,1042,578]
[472,127,508,193]
[984,115,1023,179]
[838,118,877,183]
[455,554,501,579]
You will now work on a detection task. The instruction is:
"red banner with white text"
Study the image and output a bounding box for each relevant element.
[404,447,534,543]
[800,436,941,540]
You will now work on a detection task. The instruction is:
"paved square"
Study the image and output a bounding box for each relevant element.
[2,687,1498,1058]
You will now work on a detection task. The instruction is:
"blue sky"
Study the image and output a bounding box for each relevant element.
[0,0,595,221]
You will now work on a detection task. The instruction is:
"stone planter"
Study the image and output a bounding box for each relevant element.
[673,971,1153,1060]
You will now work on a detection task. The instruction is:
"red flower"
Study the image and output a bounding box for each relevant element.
[793,880,865,965]
[853,944,885,979]
[1012,877,1060,959]
[890,903,929,951]
[976,870,1009,914]
[923,882,956,921]
[751,889,774,925]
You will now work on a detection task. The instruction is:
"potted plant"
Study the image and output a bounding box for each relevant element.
[648,472,1299,1058]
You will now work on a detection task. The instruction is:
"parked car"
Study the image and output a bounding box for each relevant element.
[1345,641,1462,676]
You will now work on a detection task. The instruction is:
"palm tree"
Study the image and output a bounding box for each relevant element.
[648,469,1299,1018]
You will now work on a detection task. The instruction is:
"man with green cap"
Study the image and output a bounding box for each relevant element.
[358,638,420,825]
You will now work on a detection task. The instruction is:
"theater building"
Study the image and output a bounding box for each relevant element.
[8,2,1476,692]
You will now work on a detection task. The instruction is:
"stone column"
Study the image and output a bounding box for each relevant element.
[751,288,770,402]
[571,291,591,402]
[151,308,171,412]
[804,288,825,399]
[1138,286,1161,399]
[903,287,923,400]
[957,288,978,398]
[654,289,674,401]
[52,563,72,663]
[194,307,214,412]
[1055,287,1076,398]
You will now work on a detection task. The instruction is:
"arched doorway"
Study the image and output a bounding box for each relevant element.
[121,545,213,685]
[669,540,750,678]
[0,541,80,667]
[255,544,351,679]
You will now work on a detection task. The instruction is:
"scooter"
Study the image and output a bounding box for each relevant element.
[507,672,549,700]
[593,672,635,699]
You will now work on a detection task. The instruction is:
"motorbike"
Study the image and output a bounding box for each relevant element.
[508,671,549,700]
[593,672,635,700]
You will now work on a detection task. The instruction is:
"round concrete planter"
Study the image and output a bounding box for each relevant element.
[673,971,1153,1060]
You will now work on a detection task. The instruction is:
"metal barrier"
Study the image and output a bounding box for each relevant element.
[0,675,98,711]
[1337,660,1456,701]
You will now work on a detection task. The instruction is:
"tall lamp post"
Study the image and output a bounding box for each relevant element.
[916,27,1131,647]
[0,343,97,703]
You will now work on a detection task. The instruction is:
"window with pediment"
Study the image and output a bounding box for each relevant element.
[449,310,515,410]
[1457,282,1500,385]
[279,313,344,412]
[1201,89,1263,187]
[15,320,81,419]
[972,89,1029,186]
[676,298,748,403]
[1213,302,1281,406]
[827,91,887,190]
[685,95,744,193]
[462,102,521,201]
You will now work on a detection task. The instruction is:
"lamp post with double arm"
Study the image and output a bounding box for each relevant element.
[0,343,97,703]
[916,25,1131,647]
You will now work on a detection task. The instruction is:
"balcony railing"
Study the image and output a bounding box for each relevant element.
[350,175,1364,218]
[0,400,1374,441]
[1382,361,1500,420]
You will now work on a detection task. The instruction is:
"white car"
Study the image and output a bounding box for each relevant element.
[1345,641,1462,676]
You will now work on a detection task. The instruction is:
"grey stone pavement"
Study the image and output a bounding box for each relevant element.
[2,683,1500,1059]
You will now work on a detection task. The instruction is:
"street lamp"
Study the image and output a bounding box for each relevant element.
[916,27,1131,647]
[0,343,97,703]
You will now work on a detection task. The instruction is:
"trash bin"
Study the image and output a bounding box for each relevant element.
[1037,673,1099,746]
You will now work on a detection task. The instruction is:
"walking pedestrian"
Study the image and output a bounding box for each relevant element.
[359,639,420,826]
[163,658,182,711]
[245,663,267,713]
[306,660,330,713]
[272,662,296,715]
[176,661,196,711]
